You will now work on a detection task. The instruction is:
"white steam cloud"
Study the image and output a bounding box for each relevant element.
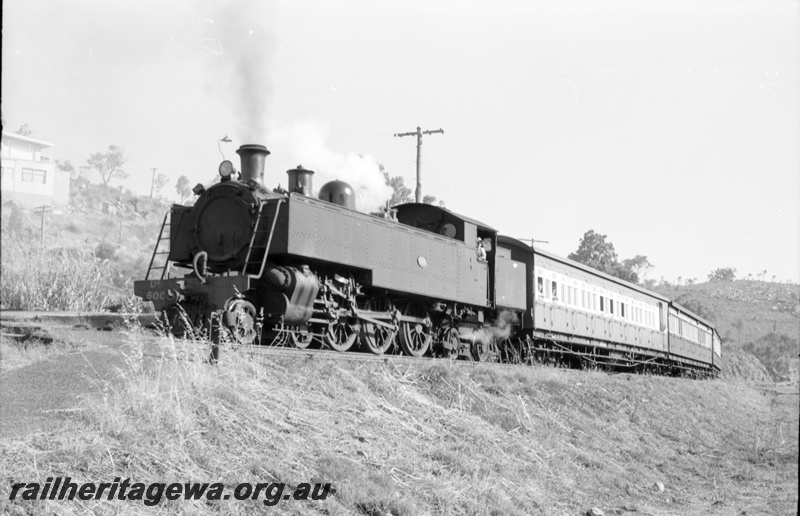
[268,120,393,213]
[459,310,520,347]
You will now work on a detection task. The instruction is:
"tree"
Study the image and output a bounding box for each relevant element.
[55,159,76,178]
[422,194,438,205]
[152,172,169,199]
[707,267,736,282]
[568,230,652,284]
[568,230,619,276]
[86,145,128,186]
[610,262,638,283]
[176,175,192,203]
[15,123,32,136]
[622,255,653,281]
[382,167,413,206]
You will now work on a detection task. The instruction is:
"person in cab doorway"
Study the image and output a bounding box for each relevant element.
[476,238,487,262]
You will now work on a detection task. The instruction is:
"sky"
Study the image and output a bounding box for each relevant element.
[3,0,799,284]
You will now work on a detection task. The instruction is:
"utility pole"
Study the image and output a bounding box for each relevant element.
[149,167,158,199]
[33,205,53,245]
[394,126,444,203]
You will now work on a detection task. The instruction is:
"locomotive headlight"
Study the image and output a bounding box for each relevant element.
[219,160,235,180]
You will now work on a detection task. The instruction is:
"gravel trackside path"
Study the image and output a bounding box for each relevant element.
[0,327,129,440]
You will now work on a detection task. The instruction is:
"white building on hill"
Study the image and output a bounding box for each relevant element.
[1,131,70,207]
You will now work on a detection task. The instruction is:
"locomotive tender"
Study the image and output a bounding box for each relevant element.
[134,144,721,375]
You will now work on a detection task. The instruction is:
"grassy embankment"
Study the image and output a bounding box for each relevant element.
[1,328,797,515]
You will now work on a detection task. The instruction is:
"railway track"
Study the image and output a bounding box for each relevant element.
[143,336,589,376]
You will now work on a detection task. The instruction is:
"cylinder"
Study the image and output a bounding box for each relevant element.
[236,144,270,187]
[286,165,315,196]
[261,264,320,325]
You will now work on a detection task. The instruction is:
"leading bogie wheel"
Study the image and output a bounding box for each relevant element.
[224,299,258,345]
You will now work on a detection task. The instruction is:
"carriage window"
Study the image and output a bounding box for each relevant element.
[599,296,604,312]
[537,277,544,297]
[552,282,558,301]
[610,299,614,315]
[621,303,625,318]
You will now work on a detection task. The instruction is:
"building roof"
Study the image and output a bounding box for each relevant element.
[1,131,54,149]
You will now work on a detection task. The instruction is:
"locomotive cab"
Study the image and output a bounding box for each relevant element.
[394,203,498,306]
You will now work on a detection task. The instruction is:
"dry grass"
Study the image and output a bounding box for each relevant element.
[0,234,115,311]
[1,201,158,312]
[1,329,797,515]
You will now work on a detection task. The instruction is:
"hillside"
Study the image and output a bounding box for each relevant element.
[0,329,797,515]
[653,281,800,383]
[1,184,169,311]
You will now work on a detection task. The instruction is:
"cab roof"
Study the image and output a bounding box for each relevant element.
[394,203,497,243]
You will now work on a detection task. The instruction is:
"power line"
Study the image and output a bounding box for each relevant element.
[394,126,444,203]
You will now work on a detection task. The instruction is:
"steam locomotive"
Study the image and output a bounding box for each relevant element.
[134,144,722,375]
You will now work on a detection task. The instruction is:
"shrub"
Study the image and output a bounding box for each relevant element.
[94,240,118,261]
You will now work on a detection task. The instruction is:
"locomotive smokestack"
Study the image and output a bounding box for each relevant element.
[236,144,270,187]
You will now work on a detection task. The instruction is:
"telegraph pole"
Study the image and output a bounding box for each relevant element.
[33,205,53,245]
[149,167,158,199]
[394,126,444,203]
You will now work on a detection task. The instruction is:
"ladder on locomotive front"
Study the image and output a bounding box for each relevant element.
[145,212,172,280]
[241,199,284,279]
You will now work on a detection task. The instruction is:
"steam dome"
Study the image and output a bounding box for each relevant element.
[319,180,356,210]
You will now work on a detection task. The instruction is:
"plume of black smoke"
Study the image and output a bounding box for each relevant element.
[201,2,275,143]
